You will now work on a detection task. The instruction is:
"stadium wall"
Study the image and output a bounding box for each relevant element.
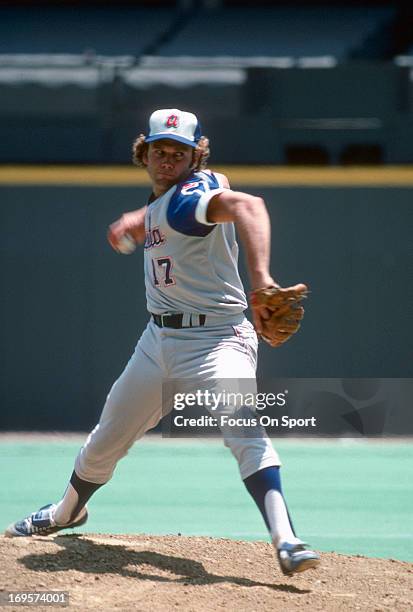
[1,181,412,432]
[1,63,413,164]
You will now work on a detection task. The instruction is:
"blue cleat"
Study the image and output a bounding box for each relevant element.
[277,540,320,576]
[4,503,88,537]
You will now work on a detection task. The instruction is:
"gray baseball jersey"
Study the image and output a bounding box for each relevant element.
[144,170,248,316]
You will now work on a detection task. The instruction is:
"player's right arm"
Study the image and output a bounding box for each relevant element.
[107,205,147,250]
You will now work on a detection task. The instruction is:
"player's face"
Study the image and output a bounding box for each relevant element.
[144,140,195,195]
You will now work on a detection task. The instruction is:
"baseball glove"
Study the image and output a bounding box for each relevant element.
[250,283,308,347]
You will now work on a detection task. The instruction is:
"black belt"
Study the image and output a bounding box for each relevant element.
[152,313,206,329]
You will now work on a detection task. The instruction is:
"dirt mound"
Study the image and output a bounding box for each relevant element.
[1,534,412,611]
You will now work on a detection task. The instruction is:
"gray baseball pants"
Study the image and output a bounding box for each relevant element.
[74,315,280,484]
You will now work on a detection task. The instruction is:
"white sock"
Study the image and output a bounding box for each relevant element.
[264,490,302,548]
[53,484,81,525]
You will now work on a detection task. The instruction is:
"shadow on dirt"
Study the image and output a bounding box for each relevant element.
[18,535,311,594]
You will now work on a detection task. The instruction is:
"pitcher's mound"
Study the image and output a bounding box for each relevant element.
[1,534,412,611]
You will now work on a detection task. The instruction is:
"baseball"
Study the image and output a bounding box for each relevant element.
[116,233,136,255]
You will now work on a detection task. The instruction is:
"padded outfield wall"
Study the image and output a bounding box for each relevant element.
[0,167,412,431]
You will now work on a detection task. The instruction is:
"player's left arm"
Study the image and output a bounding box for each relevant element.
[207,190,274,286]
[212,172,230,189]
[206,189,278,334]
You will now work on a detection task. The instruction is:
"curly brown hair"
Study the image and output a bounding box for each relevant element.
[132,135,210,172]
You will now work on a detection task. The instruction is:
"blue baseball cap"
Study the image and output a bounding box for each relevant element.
[145,108,202,148]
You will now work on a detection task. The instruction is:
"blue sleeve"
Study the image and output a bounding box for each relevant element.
[166,172,219,237]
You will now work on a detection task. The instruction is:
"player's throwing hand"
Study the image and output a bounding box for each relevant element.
[107,207,147,252]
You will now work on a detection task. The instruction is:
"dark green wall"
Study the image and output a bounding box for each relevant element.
[1,185,412,430]
[1,64,413,164]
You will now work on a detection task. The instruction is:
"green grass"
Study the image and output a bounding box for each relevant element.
[1,438,412,562]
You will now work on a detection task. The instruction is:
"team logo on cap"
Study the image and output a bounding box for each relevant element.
[166,114,179,128]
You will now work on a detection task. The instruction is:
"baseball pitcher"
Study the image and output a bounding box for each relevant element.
[5,109,320,577]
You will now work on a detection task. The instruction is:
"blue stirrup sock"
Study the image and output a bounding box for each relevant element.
[54,471,104,525]
[244,466,299,547]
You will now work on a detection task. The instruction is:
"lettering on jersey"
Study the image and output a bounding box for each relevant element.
[166,114,179,128]
[144,226,166,251]
[181,181,205,197]
[152,256,176,287]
